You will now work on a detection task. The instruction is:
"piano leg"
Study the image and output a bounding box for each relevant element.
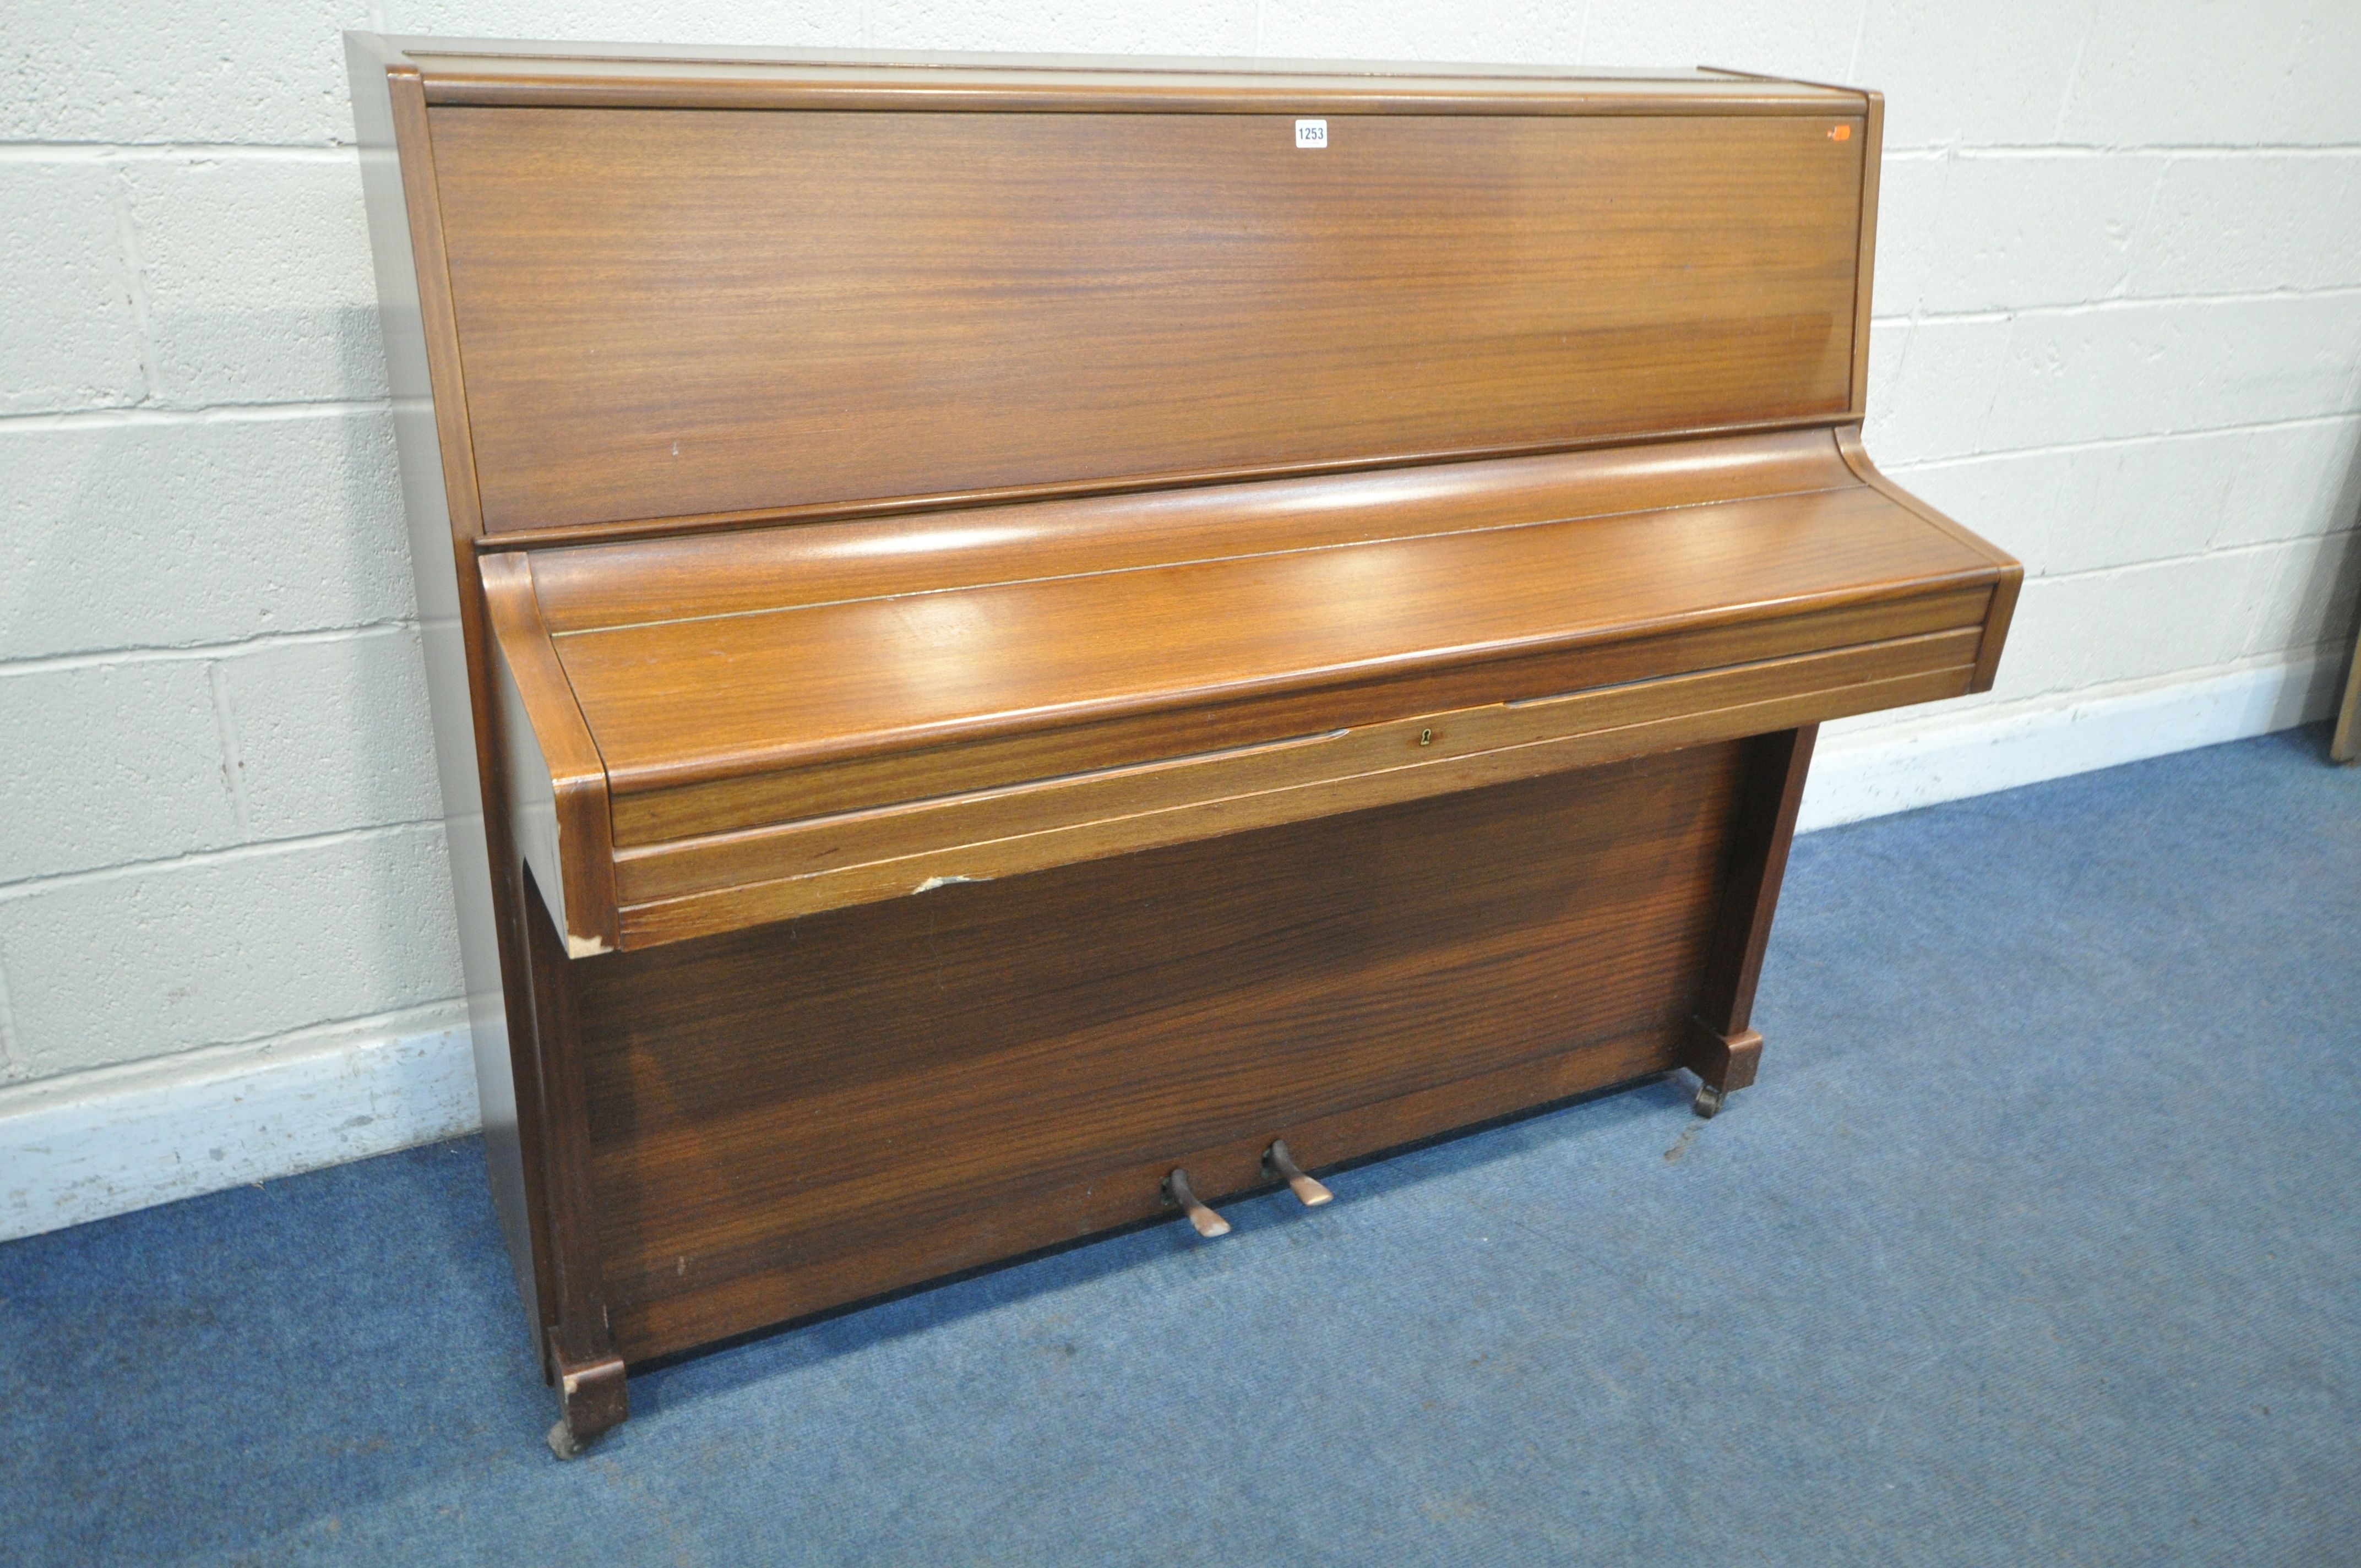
[520,865,630,1457]
[1685,1027,1764,1118]
[1684,725,1818,1117]
[547,1353,628,1460]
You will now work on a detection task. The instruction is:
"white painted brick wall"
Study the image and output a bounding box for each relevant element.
[2136,155,2361,297]
[0,829,461,1079]
[0,661,241,882]
[126,153,389,407]
[2060,0,2361,147]
[1,0,2357,1197]
[0,163,147,415]
[0,2,362,147]
[1853,2,2095,151]
[216,628,443,839]
[0,411,414,658]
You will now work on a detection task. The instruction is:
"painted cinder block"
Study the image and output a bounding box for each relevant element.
[1853,0,2102,150]
[215,627,443,841]
[1994,554,2277,701]
[2131,155,2361,298]
[1981,294,2361,454]
[0,0,360,147]
[378,0,866,52]
[1258,0,1570,61]
[0,410,414,661]
[2060,0,2361,149]
[0,826,465,1079]
[384,0,1254,59]
[1576,0,1861,83]
[1895,422,2361,603]
[1862,315,2014,465]
[2212,417,2361,551]
[861,0,1256,55]
[1916,154,2165,315]
[2237,527,2361,661]
[0,162,146,416]
[122,153,387,407]
[1861,317,1911,424]
[0,662,240,884]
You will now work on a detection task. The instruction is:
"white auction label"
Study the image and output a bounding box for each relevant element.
[1294,118,1328,149]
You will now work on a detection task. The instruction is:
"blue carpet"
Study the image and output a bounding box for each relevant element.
[5,727,2357,1566]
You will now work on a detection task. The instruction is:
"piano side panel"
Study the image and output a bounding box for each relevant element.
[1833,425,2023,694]
[347,37,557,1349]
[428,107,1865,533]
[573,743,1748,1362]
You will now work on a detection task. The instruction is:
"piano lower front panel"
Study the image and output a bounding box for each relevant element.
[573,741,1749,1363]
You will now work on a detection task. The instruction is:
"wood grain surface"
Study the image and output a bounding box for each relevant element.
[607,638,1974,948]
[548,480,1991,801]
[576,748,1744,1359]
[601,591,1985,847]
[475,435,2012,949]
[431,107,1865,532]
[518,429,1862,621]
[1835,426,2022,693]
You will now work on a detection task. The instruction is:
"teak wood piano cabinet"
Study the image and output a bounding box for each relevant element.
[346,37,2019,1455]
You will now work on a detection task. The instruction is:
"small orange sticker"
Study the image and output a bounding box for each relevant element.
[1828,124,1852,141]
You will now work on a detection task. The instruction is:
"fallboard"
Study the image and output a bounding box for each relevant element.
[479,432,2017,953]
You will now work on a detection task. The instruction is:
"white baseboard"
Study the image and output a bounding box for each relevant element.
[0,1010,476,1242]
[2,650,2343,1243]
[1799,650,2346,833]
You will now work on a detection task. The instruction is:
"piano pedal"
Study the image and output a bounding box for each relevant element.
[1163,1168,1231,1237]
[1263,1140,1332,1207]
[1692,1083,1727,1119]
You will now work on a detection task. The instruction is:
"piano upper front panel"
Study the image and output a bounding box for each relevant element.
[428,106,1867,533]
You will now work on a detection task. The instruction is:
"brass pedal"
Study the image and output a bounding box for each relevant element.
[1264,1140,1332,1207]
[1163,1168,1231,1238]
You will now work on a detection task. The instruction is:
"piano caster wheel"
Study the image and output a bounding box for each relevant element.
[547,1420,589,1461]
[1693,1083,1727,1119]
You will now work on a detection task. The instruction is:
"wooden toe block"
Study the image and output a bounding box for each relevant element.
[1685,1021,1764,1093]
[555,1353,629,1446]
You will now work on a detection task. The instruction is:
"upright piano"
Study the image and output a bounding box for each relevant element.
[346,37,2018,1455]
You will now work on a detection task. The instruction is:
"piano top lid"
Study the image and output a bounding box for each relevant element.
[360,36,1867,113]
